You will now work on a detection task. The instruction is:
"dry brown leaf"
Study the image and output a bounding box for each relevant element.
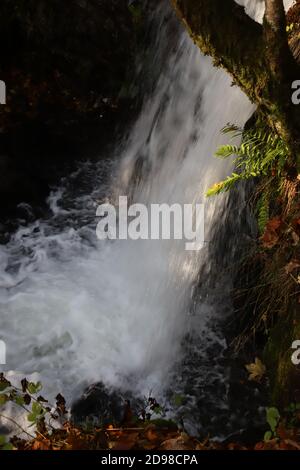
[31,439,51,451]
[245,357,266,382]
[261,231,279,249]
[260,217,283,249]
[137,439,157,450]
[284,439,300,450]
[291,231,300,246]
[112,432,140,451]
[160,433,195,451]
[267,217,283,231]
[285,259,300,274]
[145,425,159,443]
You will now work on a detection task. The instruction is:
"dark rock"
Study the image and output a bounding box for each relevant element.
[71,382,142,427]
[0,0,141,218]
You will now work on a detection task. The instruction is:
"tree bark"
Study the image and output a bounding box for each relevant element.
[264,0,294,79]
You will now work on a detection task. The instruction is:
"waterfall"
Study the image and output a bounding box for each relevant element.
[0,0,295,435]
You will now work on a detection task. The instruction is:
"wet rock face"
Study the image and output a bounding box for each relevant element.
[71,384,125,427]
[71,383,142,427]
[0,0,139,217]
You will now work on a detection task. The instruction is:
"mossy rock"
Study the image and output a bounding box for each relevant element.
[264,308,300,407]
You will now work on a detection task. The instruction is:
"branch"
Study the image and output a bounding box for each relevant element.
[170,0,266,102]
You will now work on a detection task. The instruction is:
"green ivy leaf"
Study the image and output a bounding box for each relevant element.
[2,442,14,450]
[0,435,13,451]
[14,395,25,406]
[27,382,42,395]
[0,381,10,393]
[264,431,273,442]
[27,401,44,423]
[32,401,43,414]
[27,412,36,423]
[266,407,280,433]
[0,394,9,406]
[153,405,163,415]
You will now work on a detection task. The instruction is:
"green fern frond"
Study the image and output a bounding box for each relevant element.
[206,124,288,198]
[220,123,243,137]
[256,193,270,235]
[206,173,242,197]
[215,145,240,159]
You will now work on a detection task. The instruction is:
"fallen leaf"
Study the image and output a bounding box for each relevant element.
[260,217,283,249]
[160,433,195,451]
[284,439,300,450]
[291,231,300,245]
[254,441,265,450]
[267,217,283,231]
[160,437,194,451]
[285,259,300,274]
[261,230,279,249]
[112,432,139,451]
[245,357,266,382]
[31,439,51,451]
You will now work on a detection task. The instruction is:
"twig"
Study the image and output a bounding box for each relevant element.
[0,413,35,439]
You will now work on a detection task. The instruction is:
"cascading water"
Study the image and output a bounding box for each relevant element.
[0,0,295,436]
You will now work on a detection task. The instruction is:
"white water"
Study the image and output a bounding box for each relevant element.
[0,0,294,417]
[237,0,295,22]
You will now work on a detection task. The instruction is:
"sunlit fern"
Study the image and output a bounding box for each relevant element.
[256,192,270,235]
[206,124,288,197]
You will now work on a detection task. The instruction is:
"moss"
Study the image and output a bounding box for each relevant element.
[264,309,300,406]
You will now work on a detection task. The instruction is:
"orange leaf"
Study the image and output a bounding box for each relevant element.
[261,231,279,249]
[31,439,51,451]
[267,217,283,231]
[112,432,139,451]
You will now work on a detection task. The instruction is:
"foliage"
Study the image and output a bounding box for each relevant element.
[264,407,281,441]
[245,357,266,383]
[0,372,68,448]
[206,125,288,197]
[128,2,142,27]
[284,403,300,427]
[286,23,295,34]
[262,404,300,448]
[0,435,13,451]
[256,192,270,235]
[1,374,300,450]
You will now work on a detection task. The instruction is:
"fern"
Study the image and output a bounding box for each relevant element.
[206,124,288,197]
[256,193,270,235]
[206,173,241,197]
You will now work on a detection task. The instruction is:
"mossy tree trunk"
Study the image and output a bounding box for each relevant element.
[171,0,300,170]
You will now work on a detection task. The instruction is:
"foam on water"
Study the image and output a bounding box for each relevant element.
[0,0,294,425]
